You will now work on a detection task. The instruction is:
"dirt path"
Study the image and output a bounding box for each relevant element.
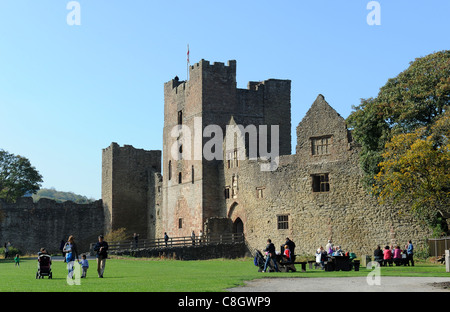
[228,276,450,292]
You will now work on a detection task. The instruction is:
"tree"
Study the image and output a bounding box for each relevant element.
[373,112,450,234]
[0,149,43,203]
[347,50,450,232]
[347,50,450,188]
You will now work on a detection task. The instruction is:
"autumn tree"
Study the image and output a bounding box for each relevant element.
[347,50,450,232]
[0,149,43,203]
[374,112,450,235]
[347,50,450,188]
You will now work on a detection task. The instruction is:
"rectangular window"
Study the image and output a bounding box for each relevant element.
[277,215,289,230]
[312,173,330,192]
[178,218,183,229]
[233,149,239,167]
[178,111,183,125]
[224,187,230,199]
[256,187,264,199]
[311,136,332,155]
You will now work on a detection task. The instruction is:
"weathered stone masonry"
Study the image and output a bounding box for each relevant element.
[102,59,431,256]
[0,59,432,256]
[0,198,103,253]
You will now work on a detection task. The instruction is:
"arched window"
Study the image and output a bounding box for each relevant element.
[233,217,244,234]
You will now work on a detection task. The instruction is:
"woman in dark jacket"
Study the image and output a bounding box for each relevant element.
[373,245,383,266]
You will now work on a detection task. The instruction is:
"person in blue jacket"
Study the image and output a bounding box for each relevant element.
[407,240,414,266]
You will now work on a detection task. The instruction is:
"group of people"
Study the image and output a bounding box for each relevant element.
[374,240,414,267]
[314,240,356,269]
[57,234,109,279]
[262,237,296,272]
[260,238,416,273]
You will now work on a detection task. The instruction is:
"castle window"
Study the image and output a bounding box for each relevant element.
[277,215,289,230]
[312,173,330,192]
[233,149,239,167]
[178,218,183,229]
[224,187,230,199]
[256,187,265,199]
[231,175,238,198]
[311,136,331,155]
[178,110,183,125]
[178,172,182,184]
[168,161,172,180]
[191,166,194,184]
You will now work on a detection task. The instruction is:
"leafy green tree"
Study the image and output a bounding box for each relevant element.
[347,50,450,233]
[374,112,450,234]
[32,188,96,204]
[347,50,450,189]
[0,149,43,203]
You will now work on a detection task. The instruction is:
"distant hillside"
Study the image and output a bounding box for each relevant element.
[32,188,96,204]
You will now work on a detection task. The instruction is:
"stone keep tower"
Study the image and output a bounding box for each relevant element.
[162,59,291,237]
[102,143,161,238]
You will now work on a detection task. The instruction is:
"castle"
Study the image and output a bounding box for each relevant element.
[101,59,431,256]
[0,59,431,255]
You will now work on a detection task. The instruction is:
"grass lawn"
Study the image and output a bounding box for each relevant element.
[0,257,448,292]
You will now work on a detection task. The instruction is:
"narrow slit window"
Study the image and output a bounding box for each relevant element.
[178,111,183,125]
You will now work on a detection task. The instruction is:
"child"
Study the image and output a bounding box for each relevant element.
[78,254,89,278]
[14,254,20,267]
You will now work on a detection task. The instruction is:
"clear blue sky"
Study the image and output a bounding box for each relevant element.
[0,1,449,200]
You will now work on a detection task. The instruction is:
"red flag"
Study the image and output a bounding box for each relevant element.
[187,44,190,64]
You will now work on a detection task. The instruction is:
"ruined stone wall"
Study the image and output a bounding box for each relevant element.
[0,198,104,254]
[102,143,161,238]
[220,95,432,257]
[161,59,292,238]
[162,65,203,238]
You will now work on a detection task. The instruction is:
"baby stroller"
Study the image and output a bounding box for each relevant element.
[254,250,267,272]
[36,254,52,279]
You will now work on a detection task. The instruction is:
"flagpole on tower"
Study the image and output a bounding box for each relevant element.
[187,44,190,81]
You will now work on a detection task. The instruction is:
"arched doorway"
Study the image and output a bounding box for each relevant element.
[233,217,244,234]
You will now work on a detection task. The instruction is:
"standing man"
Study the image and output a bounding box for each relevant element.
[133,233,139,249]
[191,231,196,246]
[93,235,109,278]
[263,239,279,272]
[164,232,169,247]
[285,237,296,262]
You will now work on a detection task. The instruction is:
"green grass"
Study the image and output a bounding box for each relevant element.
[1,257,448,292]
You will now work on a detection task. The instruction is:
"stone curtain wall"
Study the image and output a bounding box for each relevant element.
[111,243,248,260]
[0,198,104,254]
[102,143,161,238]
[221,95,431,257]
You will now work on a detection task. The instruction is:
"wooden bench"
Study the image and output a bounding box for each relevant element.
[278,261,307,272]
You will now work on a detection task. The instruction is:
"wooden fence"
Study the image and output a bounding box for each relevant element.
[427,237,450,258]
[90,233,245,253]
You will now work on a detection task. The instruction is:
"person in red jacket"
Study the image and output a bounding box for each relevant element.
[383,246,393,267]
[393,245,402,266]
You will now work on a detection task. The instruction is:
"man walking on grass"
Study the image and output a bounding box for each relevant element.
[93,235,109,278]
